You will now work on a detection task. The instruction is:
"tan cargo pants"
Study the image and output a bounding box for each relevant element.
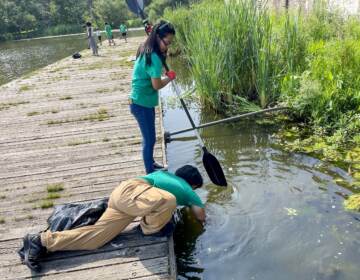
[41,179,176,252]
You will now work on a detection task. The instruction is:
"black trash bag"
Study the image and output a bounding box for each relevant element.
[18,198,109,260]
[72,52,81,59]
[47,198,109,232]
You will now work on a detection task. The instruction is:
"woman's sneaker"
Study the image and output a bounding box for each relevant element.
[153,162,168,171]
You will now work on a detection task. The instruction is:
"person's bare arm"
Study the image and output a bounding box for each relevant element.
[151,77,171,90]
[191,205,206,224]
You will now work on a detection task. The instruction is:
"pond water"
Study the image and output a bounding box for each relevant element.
[0,30,144,86]
[1,32,359,279]
[161,68,360,280]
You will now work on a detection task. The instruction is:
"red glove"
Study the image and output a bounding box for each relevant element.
[166,70,176,80]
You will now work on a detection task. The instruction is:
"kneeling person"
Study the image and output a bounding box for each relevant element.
[20,165,205,272]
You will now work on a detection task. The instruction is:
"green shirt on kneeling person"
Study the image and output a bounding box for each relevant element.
[141,170,205,208]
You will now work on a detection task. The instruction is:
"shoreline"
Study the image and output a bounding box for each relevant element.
[7,27,144,42]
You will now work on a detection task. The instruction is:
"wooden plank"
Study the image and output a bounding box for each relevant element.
[0,232,166,265]
[159,98,177,279]
[0,36,176,279]
[168,236,177,280]
[29,257,168,280]
[3,255,169,280]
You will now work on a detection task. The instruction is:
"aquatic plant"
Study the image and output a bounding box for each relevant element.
[167,0,279,112]
[166,0,360,148]
[344,194,360,212]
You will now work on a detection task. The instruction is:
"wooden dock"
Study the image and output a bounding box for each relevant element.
[0,36,176,279]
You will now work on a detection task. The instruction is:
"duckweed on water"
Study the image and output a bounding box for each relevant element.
[284,207,298,216]
[166,0,360,175]
[274,120,360,189]
[344,194,360,212]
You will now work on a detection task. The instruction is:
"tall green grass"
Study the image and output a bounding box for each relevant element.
[165,0,360,144]
[168,0,275,112]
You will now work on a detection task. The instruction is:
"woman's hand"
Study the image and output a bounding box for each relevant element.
[166,70,176,80]
[151,70,177,90]
[151,77,169,90]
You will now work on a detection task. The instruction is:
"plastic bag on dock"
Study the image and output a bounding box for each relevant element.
[47,198,109,232]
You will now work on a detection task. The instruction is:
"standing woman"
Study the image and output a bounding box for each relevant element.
[119,22,128,43]
[130,20,177,174]
[86,22,98,56]
[105,22,116,46]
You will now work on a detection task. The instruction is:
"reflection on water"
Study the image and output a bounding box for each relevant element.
[161,79,360,280]
[0,30,144,86]
[0,35,86,86]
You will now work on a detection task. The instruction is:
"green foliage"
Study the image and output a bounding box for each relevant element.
[41,24,83,36]
[282,39,360,142]
[166,0,279,112]
[40,200,54,209]
[166,0,360,145]
[126,18,143,28]
[93,0,132,28]
[47,193,61,200]
[0,0,87,40]
[344,194,360,212]
[145,0,192,23]
[0,0,190,40]
[47,183,64,193]
[0,0,143,40]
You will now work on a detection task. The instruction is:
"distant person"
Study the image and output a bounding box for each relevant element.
[86,22,98,56]
[95,28,102,46]
[143,19,153,36]
[105,22,116,46]
[130,21,176,174]
[119,23,128,43]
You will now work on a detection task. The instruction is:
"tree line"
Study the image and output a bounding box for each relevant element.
[0,0,190,41]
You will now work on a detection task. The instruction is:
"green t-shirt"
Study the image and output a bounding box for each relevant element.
[105,25,112,36]
[141,171,204,208]
[120,24,127,33]
[130,52,163,108]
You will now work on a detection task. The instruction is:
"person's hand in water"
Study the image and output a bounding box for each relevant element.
[191,205,206,225]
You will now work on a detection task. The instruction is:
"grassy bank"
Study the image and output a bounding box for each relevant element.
[165,0,360,194]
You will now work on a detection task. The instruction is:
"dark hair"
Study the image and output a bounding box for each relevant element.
[137,20,175,66]
[175,165,203,188]
[86,22,91,27]
[105,22,108,25]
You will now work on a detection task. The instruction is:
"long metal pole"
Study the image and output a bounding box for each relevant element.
[171,81,205,146]
[169,107,288,137]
